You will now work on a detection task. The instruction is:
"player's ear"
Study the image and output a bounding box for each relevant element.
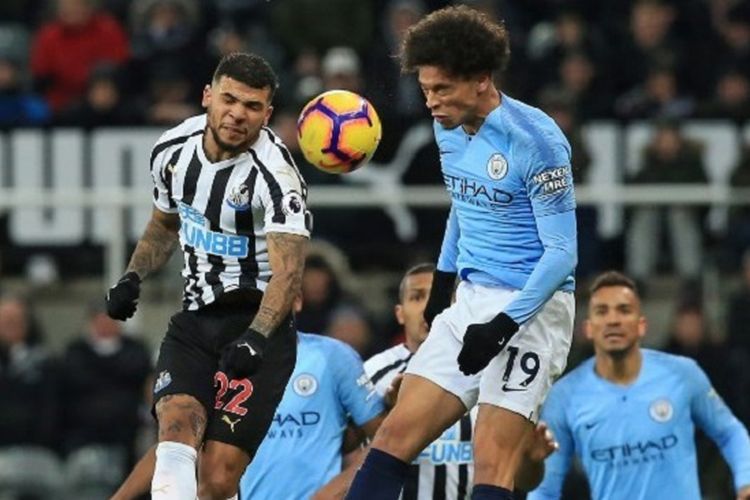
[264,105,274,126]
[394,304,405,326]
[201,84,212,109]
[476,73,491,93]
[583,319,593,341]
[637,315,648,339]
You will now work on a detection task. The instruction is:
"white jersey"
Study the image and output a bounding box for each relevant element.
[364,344,477,500]
[149,115,310,310]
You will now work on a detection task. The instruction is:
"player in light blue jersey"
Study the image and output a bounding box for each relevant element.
[346,6,576,500]
[528,271,750,500]
[239,332,385,499]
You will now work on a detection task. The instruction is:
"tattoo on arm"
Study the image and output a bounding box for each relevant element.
[250,232,306,336]
[126,211,179,280]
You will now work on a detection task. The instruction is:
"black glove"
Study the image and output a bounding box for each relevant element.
[105,272,141,320]
[220,329,268,379]
[457,312,519,375]
[423,270,457,327]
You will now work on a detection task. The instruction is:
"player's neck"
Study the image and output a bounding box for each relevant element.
[595,347,642,385]
[463,87,501,135]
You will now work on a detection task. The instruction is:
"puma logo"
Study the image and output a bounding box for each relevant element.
[222,414,241,433]
[152,484,170,494]
[238,342,257,356]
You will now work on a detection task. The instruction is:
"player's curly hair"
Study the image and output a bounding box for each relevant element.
[212,52,279,100]
[400,5,510,77]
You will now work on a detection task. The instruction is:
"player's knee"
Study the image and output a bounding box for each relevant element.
[155,394,207,446]
[197,462,242,500]
[371,415,421,461]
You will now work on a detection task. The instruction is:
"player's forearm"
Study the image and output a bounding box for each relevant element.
[126,218,179,279]
[249,271,301,336]
[251,232,306,336]
[313,447,367,500]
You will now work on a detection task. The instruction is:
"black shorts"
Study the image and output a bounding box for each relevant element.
[152,297,296,454]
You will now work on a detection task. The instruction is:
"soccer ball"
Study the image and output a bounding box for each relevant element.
[297,90,382,174]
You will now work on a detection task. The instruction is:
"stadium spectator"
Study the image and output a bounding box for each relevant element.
[59,300,151,464]
[0,51,50,128]
[321,47,364,94]
[136,63,201,126]
[615,65,695,120]
[296,252,347,335]
[725,144,750,268]
[625,120,707,285]
[127,0,209,96]
[528,271,750,500]
[727,250,750,361]
[30,0,129,112]
[697,68,750,123]
[0,293,59,451]
[55,63,137,127]
[326,305,375,358]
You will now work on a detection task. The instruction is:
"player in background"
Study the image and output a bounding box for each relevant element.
[364,263,563,499]
[104,52,310,500]
[527,271,750,500]
[346,6,577,500]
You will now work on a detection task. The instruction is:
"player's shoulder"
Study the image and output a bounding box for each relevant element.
[363,343,411,374]
[154,114,206,148]
[250,126,306,185]
[299,332,362,361]
[494,94,570,165]
[642,348,702,377]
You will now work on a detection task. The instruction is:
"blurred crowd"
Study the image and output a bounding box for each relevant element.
[2,1,750,496]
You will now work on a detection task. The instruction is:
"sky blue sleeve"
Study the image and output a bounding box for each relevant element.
[437,203,459,273]
[332,342,385,426]
[528,385,574,500]
[688,360,750,491]
[502,209,577,324]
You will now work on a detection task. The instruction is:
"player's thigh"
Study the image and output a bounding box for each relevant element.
[152,311,216,445]
[478,290,574,421]
[372,373,467,462]
[205,316,297,456]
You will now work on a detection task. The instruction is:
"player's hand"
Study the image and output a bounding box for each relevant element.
[105,272,141,320]
[219,329,268,379]
[384,373,404,409]
[737,484,750,500]
[423,270,456,327]
[457,312,518,375]
[526,421,559,463]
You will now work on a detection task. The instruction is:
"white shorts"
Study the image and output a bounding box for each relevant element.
[405,281,574,422]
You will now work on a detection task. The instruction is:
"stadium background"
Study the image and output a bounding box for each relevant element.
[1,0,750,498]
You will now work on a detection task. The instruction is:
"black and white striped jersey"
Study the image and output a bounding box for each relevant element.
[149,114,310,310]
[364,344,477,500]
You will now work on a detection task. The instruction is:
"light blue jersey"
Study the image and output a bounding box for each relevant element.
[528,349,750,500]
[435,94,577,324]
[239,333,384,500]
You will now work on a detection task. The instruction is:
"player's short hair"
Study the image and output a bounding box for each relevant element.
[399,262,435,302]
[589,271,639,296]
[212,52,278,100]
[400,5,511,77]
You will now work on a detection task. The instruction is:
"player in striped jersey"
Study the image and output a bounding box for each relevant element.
[364,264,560,500]
[104,52,310,500]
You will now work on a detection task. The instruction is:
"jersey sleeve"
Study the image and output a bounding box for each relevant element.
[687,360,750,491]
[527,384,574,500]
[149,139,178,214]
[502,142,577,324]
[437,203,459,273]
[258,164,311,238]
[332,341,385,426]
